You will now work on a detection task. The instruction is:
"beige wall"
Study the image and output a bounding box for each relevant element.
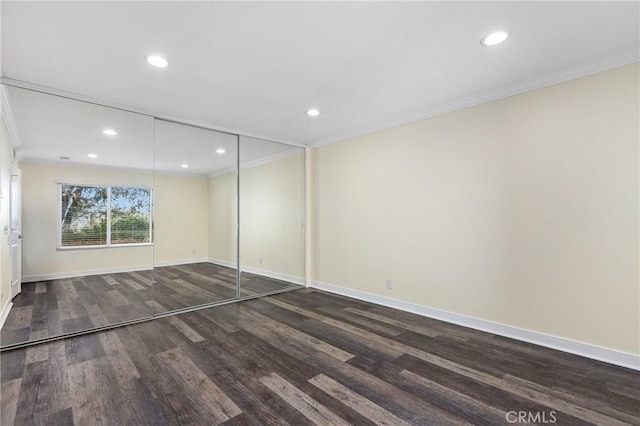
[21,162,154,279]
[22,154,304,282]
[153,173,208,265]
[239,152,305,280]
[313,63,639,355]
[207,172,237,264]
[208,152,306,282]
[21,163,210,279]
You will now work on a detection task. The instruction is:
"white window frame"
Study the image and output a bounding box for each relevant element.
[57,182,153,250]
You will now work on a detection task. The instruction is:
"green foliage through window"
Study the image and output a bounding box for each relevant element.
[60,184,152,247]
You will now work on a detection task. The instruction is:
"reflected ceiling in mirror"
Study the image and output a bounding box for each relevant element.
[6,85,304,177]
[154,120,237,175]
[5,85,154,169]
[154,119,301,177]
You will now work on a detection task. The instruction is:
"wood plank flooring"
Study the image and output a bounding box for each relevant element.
[1,288,638,425]
[1,263,301,346]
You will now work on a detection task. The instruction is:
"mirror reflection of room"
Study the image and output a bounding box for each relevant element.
[150,120,239,314]
[0,86,307,348]
[0,85,155,346]
[238,136,305,296]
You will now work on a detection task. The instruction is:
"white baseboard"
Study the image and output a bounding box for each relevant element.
[0,299,12,330]
[241,265,305,286]
[207,258,237,269]
[21,259,215,283]
[153,258,210,268]
[22,265,153,283]
[23,258,304,286]
[310,280,640,371]
[208,258,305,286]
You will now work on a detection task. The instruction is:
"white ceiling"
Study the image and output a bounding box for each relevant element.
[2,1,639,146]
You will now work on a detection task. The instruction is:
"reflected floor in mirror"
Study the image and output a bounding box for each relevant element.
[0,263,302,346]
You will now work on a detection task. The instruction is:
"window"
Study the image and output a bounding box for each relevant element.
[59,184,152,248]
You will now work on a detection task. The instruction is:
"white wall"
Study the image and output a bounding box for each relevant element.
[313,63,639,356]
[0,117,17,314]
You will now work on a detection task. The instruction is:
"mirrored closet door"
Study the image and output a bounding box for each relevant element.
[0,85,155,347]
[0,84,306,350]
[238,136,305,297]
[151,119,239,314]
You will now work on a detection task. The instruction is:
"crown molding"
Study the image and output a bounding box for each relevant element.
[208,146,302,178]
[240,147,302,171]
[311,48,640,148]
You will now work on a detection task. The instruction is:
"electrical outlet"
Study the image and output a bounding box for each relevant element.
[259,257,263,265]
[386,279,393,290]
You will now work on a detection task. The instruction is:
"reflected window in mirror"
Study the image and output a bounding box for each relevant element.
[59,183,152,248]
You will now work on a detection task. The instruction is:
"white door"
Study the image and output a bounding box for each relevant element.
[9,167,21,298]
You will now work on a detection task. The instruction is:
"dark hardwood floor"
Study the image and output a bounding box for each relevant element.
[1,288,638,425]
[0,263,301,346]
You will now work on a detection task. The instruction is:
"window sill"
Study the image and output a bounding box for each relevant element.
[57,243,154,251]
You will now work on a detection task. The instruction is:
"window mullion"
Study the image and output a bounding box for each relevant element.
[106,186,112,246]
[149,189,154,244]
[58,183,63,247]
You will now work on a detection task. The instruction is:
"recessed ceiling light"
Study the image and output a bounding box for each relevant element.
[181,164,189,168]
[481,31,509,47]
[306,108,320,117]
[88,154,98,159]
[216,148,226,154]
[146,55,169,68]
[102,129,117,136]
